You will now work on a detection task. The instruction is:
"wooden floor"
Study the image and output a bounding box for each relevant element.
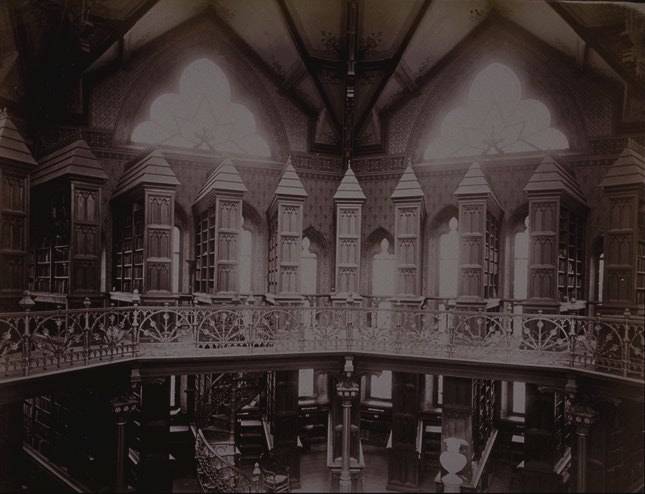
[173,444,515,493]
[294,444,515,493]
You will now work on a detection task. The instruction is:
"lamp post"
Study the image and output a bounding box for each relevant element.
[336,377,359,493]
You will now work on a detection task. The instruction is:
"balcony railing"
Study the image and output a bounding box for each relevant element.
[0,302,642,382]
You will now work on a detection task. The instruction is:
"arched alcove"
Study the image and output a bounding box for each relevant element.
[363,227,395,296]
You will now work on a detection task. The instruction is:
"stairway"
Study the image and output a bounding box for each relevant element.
[298,401,328,451]
[196,372,268,465]
[420,411,442,475]
[236,405,266,465]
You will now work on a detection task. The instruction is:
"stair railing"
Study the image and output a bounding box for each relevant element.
[192,426,256,493]
[470,428,499,492]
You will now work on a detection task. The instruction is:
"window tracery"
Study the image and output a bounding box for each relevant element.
[132,58,271,157]
[424,63,568,160]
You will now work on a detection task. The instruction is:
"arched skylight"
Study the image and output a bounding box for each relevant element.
[132,58,271,157]
[424,63,568,160]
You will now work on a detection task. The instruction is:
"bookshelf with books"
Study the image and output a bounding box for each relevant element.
[113,203,145,293]
[29,140,107,304]
[557,206,584,303]
[484,213,500,299]
[192,160,246,299]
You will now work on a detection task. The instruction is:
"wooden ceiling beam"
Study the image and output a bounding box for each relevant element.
[353,0,432,137]
[547,1,644,92]
[205,7,319,118]
[275,0,342,135]
[80,0,160,73]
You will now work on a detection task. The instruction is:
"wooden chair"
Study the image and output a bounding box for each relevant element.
[260,451,291,493]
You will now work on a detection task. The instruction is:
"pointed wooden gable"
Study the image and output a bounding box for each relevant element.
[114,148,179,197]
[524,154,586,205]
[455,162,492,196]
[274,156,308,198]
[391,160,423,200]
[32,139,107,186]
[0,109,37,167]
[334,162,366,201]
[194,159,247,204]
[600,139,645,190]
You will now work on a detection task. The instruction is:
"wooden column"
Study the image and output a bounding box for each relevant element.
[0,402,25,491]
[111,396,138,493]
[267,156,308,301]
[387,372,422,491]
[112,150,179,304]
[272,370,301,487]
[333,163,366,297]
[599,140,645,315]
[524,156,587,313]
[138,377,171,493]
[454,162,503,310]
[390,160,425,300]
[0,111,37,310]
[522,384,571,492]
[193,159,247,300]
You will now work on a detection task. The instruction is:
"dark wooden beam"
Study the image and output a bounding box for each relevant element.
[205,7,319,118]
[80,0,160,72]
[275,0,341,134]
[353,0,432,137]
[547,1,645,92]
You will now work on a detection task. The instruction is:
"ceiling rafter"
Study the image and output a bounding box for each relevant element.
[353,0,432,138]
[275,0,342,136]
[204,7,319,119]
[547,1,645,93]
[81,0,160,73]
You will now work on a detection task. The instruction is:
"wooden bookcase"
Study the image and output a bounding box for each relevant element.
[484,213,500,299]
[557,206,584,302]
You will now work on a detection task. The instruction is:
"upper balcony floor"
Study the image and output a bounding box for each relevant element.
[0,295,642,401]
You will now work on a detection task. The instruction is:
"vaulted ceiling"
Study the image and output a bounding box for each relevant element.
[2,0,644,153]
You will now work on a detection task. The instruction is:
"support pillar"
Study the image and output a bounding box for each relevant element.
[272,370,301,487]
[387,372,422,491]
[0,402,25,491]
[111,396,138,493]
[138,377,171,493]
[569,405,596,493]
[336,373,360,493]
[522,383,571,492]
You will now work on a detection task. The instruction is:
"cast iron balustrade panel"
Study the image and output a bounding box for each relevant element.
[0,304,642,382]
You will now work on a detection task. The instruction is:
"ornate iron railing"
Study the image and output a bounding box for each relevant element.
[0,302,642,382]
[194,427,256,493]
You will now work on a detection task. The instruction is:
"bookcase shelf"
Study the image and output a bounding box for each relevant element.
[557,206,584,302]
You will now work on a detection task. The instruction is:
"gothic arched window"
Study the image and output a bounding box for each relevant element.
[424,63,568,160]
[513,217,529,300]
[132,58,271,157]
[439,217,459,299]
